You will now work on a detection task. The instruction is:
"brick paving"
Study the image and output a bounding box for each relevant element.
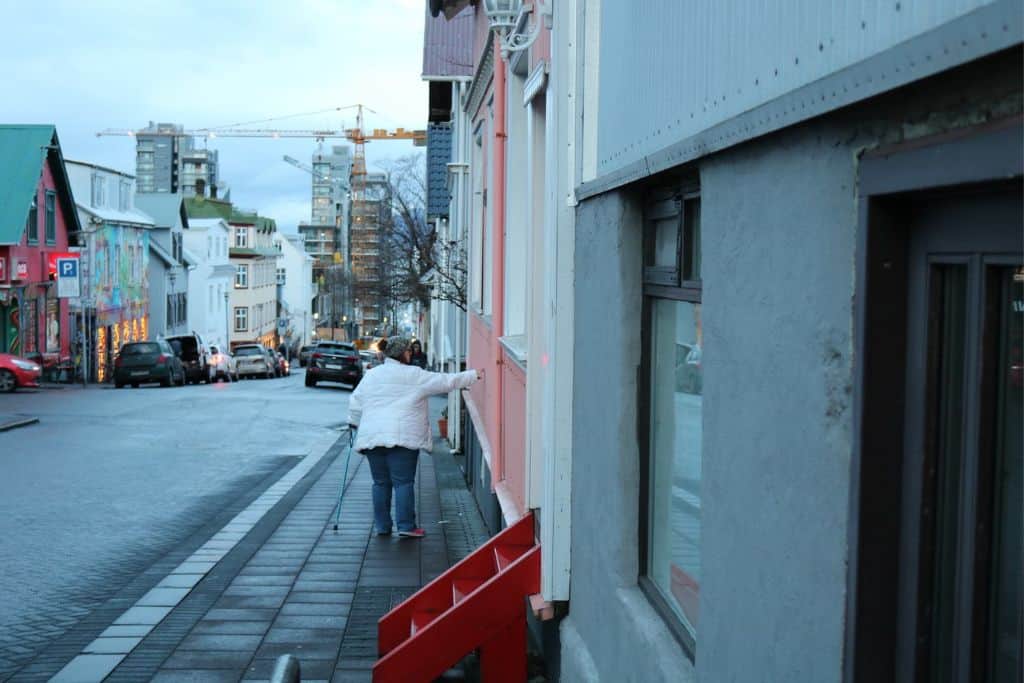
[9,433,490,683]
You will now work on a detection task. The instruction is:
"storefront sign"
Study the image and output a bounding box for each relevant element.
[0,257,5,281]
[46,252,78,278]
[14,260,28,281]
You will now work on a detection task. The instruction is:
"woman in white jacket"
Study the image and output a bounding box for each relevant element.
[347,336,481,538]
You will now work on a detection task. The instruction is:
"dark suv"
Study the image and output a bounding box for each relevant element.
[165,332,210,384]
[305,341,362,388]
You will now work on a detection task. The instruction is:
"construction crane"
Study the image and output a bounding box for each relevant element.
[99,105,422,201]
[96,105,426,147]
[282,154,336,184]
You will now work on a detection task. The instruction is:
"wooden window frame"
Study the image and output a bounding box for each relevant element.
[638,178,702,660]
[26,194,38,245]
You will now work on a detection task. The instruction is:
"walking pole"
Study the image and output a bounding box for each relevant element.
[333,427,356,531]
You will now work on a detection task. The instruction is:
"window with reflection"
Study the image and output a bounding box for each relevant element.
[641,181,702,653]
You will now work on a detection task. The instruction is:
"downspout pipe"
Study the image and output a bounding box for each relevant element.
[491,41,508,485]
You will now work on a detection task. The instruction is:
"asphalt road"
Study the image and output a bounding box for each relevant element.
[0,370,352,679]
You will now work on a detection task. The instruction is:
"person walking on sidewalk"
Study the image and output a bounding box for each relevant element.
[408,339,428,369]
[347,336,481,538]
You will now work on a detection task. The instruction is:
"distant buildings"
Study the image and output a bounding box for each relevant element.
[349,172,390,336]
[184,218,234,351]
[135,122,220,197]
[135,193,190,340]
[272,232,315,351]
[184,196,278,350]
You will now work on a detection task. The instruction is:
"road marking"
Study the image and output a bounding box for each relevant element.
[50,433,340,683]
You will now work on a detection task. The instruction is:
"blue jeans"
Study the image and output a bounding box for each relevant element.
[364,446,419,533]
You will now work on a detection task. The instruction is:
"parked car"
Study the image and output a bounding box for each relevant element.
[208,345,238,383]
[298,345,313,367]
[274,351,290,377]
[234,344,276,379]
[305,341,363,388]
[165,332,210,384]
[359,350,382,372]
[0,353,42,393]
[114,340,185,388]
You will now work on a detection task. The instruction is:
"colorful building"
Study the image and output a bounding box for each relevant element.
[0,125,81,368]
[65,160,154,383]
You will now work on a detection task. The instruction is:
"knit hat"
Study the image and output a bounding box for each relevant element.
[381,336,411,361]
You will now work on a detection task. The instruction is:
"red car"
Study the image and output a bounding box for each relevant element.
[0,353,42,393]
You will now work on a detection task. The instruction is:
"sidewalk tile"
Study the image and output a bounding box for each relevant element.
[83,637,142,654]
[51,654,124,682]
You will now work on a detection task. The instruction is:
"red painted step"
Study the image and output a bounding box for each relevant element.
[374,513,540,682]
[494,544,532,572]
[410,609,443,636]
[452,578,486,604]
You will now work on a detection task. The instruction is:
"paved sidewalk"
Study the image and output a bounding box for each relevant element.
[10,430,489,683]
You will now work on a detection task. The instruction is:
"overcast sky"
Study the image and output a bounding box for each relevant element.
[0,0,428,234]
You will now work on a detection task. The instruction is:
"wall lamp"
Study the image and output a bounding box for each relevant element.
[482,0,552,57]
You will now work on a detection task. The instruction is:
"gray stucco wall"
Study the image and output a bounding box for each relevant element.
[696,120,857,683]
[562,50,1021,683]
[563,191,696,683]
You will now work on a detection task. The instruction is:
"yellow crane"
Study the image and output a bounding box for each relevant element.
[96,104,426,188]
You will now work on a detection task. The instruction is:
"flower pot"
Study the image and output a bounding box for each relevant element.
[437,418,448,439]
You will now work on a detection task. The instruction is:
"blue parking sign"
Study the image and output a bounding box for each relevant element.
[56,257,80,298]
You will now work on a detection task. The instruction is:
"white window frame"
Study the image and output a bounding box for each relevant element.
[235,264,248,289]
[234,227,248,248]
[234,306,248,332]
[90,174,106,209]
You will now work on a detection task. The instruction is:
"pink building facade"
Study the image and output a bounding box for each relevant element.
[0,126,81,367]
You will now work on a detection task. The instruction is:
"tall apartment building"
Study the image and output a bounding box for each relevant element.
[135,122,220,197]
[310,145,352,230]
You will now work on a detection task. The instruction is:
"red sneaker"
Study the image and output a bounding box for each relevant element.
[398,528,426,538]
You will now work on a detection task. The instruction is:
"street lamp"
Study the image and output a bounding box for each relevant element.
[482,0,552,57]
[223,291,230,350]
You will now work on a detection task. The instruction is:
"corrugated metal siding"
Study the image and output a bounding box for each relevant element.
[594,0,998,178]
[427,123,453,218]
[423,4,475,79]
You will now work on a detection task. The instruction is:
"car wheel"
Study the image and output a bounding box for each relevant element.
[305,376,316,388]
[131,383,139,388]
[115,381,124,389]
[0,369,18,393]
[160,376,171,388]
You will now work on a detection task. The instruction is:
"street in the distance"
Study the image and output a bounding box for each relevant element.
[0,373,345,678]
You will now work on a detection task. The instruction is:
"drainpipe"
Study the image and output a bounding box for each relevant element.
[491,42,508,485]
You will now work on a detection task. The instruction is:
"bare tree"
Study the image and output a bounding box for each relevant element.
[377,154,468,313]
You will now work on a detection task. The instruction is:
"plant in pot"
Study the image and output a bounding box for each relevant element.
[438,406,448,440]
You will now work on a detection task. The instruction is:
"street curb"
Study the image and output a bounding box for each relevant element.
[0,417,40,432]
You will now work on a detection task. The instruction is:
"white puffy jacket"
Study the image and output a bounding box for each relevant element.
[347,359,478,453]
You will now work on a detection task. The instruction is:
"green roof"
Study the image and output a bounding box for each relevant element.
[184,195,233,220]
[0,125,60,244]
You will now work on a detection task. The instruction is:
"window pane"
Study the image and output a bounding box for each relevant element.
[927,264,968,683]
[652,215,680,269]
[683,199,701,281]
[648,298,702,632]
[987,266,1022,682]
